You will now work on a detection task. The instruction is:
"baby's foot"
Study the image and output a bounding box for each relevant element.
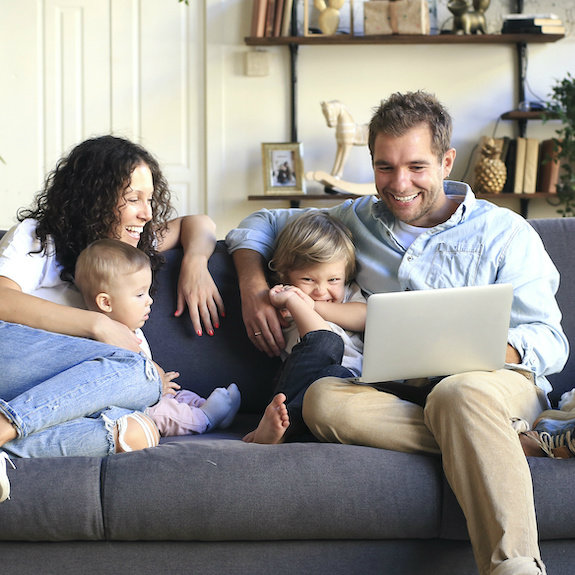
[242,393,290,444]
[219,383,241,429]
[200,387,236,430]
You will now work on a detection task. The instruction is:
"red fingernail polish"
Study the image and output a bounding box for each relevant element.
[197,330,202,336]
[215,323,220,329]
[208,330,214,336]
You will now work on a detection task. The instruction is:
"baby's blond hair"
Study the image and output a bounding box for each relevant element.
[75,239,151,308]
[269,211,356,283]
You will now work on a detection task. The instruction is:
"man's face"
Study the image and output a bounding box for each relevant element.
[372,124,456,228]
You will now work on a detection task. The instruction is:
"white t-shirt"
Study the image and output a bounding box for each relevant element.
[281,281,365,377]
[0,218,85,308]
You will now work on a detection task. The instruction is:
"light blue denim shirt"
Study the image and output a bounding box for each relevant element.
[226,181,569,394]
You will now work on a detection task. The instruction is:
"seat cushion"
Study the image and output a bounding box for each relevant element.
[102,439,443,541]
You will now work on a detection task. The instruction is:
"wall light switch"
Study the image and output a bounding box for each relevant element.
[245,51,269,77]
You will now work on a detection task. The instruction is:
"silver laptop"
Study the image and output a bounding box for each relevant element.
[357,284,514,384]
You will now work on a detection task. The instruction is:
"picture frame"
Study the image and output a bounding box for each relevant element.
[261,142,305,195]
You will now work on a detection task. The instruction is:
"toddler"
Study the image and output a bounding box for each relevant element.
[75,239,240,437]
[243,211,366,444]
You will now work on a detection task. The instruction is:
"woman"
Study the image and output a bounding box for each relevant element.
[0,135,224,501]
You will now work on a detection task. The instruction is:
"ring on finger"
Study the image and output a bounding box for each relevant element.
[254,331,262,337]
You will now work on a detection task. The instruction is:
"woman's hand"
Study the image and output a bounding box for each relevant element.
[91,314,143,352]
[159,215,224,337]
[175,253,225,336]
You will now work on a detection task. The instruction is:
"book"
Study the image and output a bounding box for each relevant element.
[502,138,517,194]
[273,0,285,37]
[513,137,527,194]
[281,0,294,36]
[251,0,268,37]
[504,13,559,21]
[537,139,561,194]
[503,15,561,27]
[502,23,565,35]
[523,138,540,194]
[265,0,277,37]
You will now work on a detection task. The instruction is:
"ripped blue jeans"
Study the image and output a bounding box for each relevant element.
[0,321,162,458]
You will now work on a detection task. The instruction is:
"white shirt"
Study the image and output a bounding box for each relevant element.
[0,218,85,308]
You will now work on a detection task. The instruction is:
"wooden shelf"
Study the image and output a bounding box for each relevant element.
[245,33,564,47]
[501,110,559,121]
[248,192,558,202]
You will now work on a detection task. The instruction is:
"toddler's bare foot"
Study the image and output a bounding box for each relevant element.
[242,393,290,444]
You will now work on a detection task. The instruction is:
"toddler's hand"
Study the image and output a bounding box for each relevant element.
[161,371,181,396]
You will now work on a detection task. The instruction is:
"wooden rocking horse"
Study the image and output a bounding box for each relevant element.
[320,100,369,179]
[308,100,375,196]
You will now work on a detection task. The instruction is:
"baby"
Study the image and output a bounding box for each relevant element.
[75,239,240,437]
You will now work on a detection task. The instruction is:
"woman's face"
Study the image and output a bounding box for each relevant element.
[112,164,154,247]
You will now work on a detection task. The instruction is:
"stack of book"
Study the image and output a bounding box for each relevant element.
[250,0,294,38]
[501,13,565,35]
[466,136,561,196]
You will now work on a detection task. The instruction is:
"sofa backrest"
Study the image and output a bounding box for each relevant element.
[143,241,281,414]
[1,220,573,407]
[528,218,575,404]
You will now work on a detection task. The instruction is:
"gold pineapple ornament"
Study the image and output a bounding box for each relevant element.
[474,138,507,194]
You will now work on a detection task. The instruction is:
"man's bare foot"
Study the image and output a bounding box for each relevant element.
[242,393,290,444]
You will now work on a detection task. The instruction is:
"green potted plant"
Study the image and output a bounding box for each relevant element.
[544,72,575,217]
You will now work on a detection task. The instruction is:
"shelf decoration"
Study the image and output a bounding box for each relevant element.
[262,143,306,195]
[474,138,507,194]
[303,0,354,36]
[364,0,430,36]
[320,100,368,179]
[447,0,489,35]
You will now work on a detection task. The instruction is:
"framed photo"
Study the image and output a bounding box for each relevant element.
[261,142,305,195]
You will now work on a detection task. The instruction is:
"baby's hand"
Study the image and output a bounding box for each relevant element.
[161,371,181,396]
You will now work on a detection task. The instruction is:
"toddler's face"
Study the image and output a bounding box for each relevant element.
[285,258,347,303]
[107,266,153,331]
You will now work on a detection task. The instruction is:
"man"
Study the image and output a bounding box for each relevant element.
[225,91,568,575]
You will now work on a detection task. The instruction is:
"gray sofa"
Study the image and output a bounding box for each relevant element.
[0,217,574,575]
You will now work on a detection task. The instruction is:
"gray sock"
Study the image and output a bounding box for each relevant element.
[219,383,241,429]
[200,388,234,430]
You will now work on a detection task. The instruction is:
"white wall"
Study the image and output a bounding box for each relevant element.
[0,0,204,228]
[0,0,574,237]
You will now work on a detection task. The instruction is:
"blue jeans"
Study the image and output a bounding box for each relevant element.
[275,329,354,439]
[0,321,162,458]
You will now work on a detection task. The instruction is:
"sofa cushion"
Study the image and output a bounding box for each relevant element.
[102,439,443,541]
[0,457,104,541]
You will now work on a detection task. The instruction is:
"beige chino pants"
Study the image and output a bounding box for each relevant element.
[302,370,549,575]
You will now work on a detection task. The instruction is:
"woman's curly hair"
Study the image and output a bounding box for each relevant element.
[17,135,174,280]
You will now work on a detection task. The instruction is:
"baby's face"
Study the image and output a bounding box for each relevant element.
[107,266,153,331]
[285,258,347,304]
